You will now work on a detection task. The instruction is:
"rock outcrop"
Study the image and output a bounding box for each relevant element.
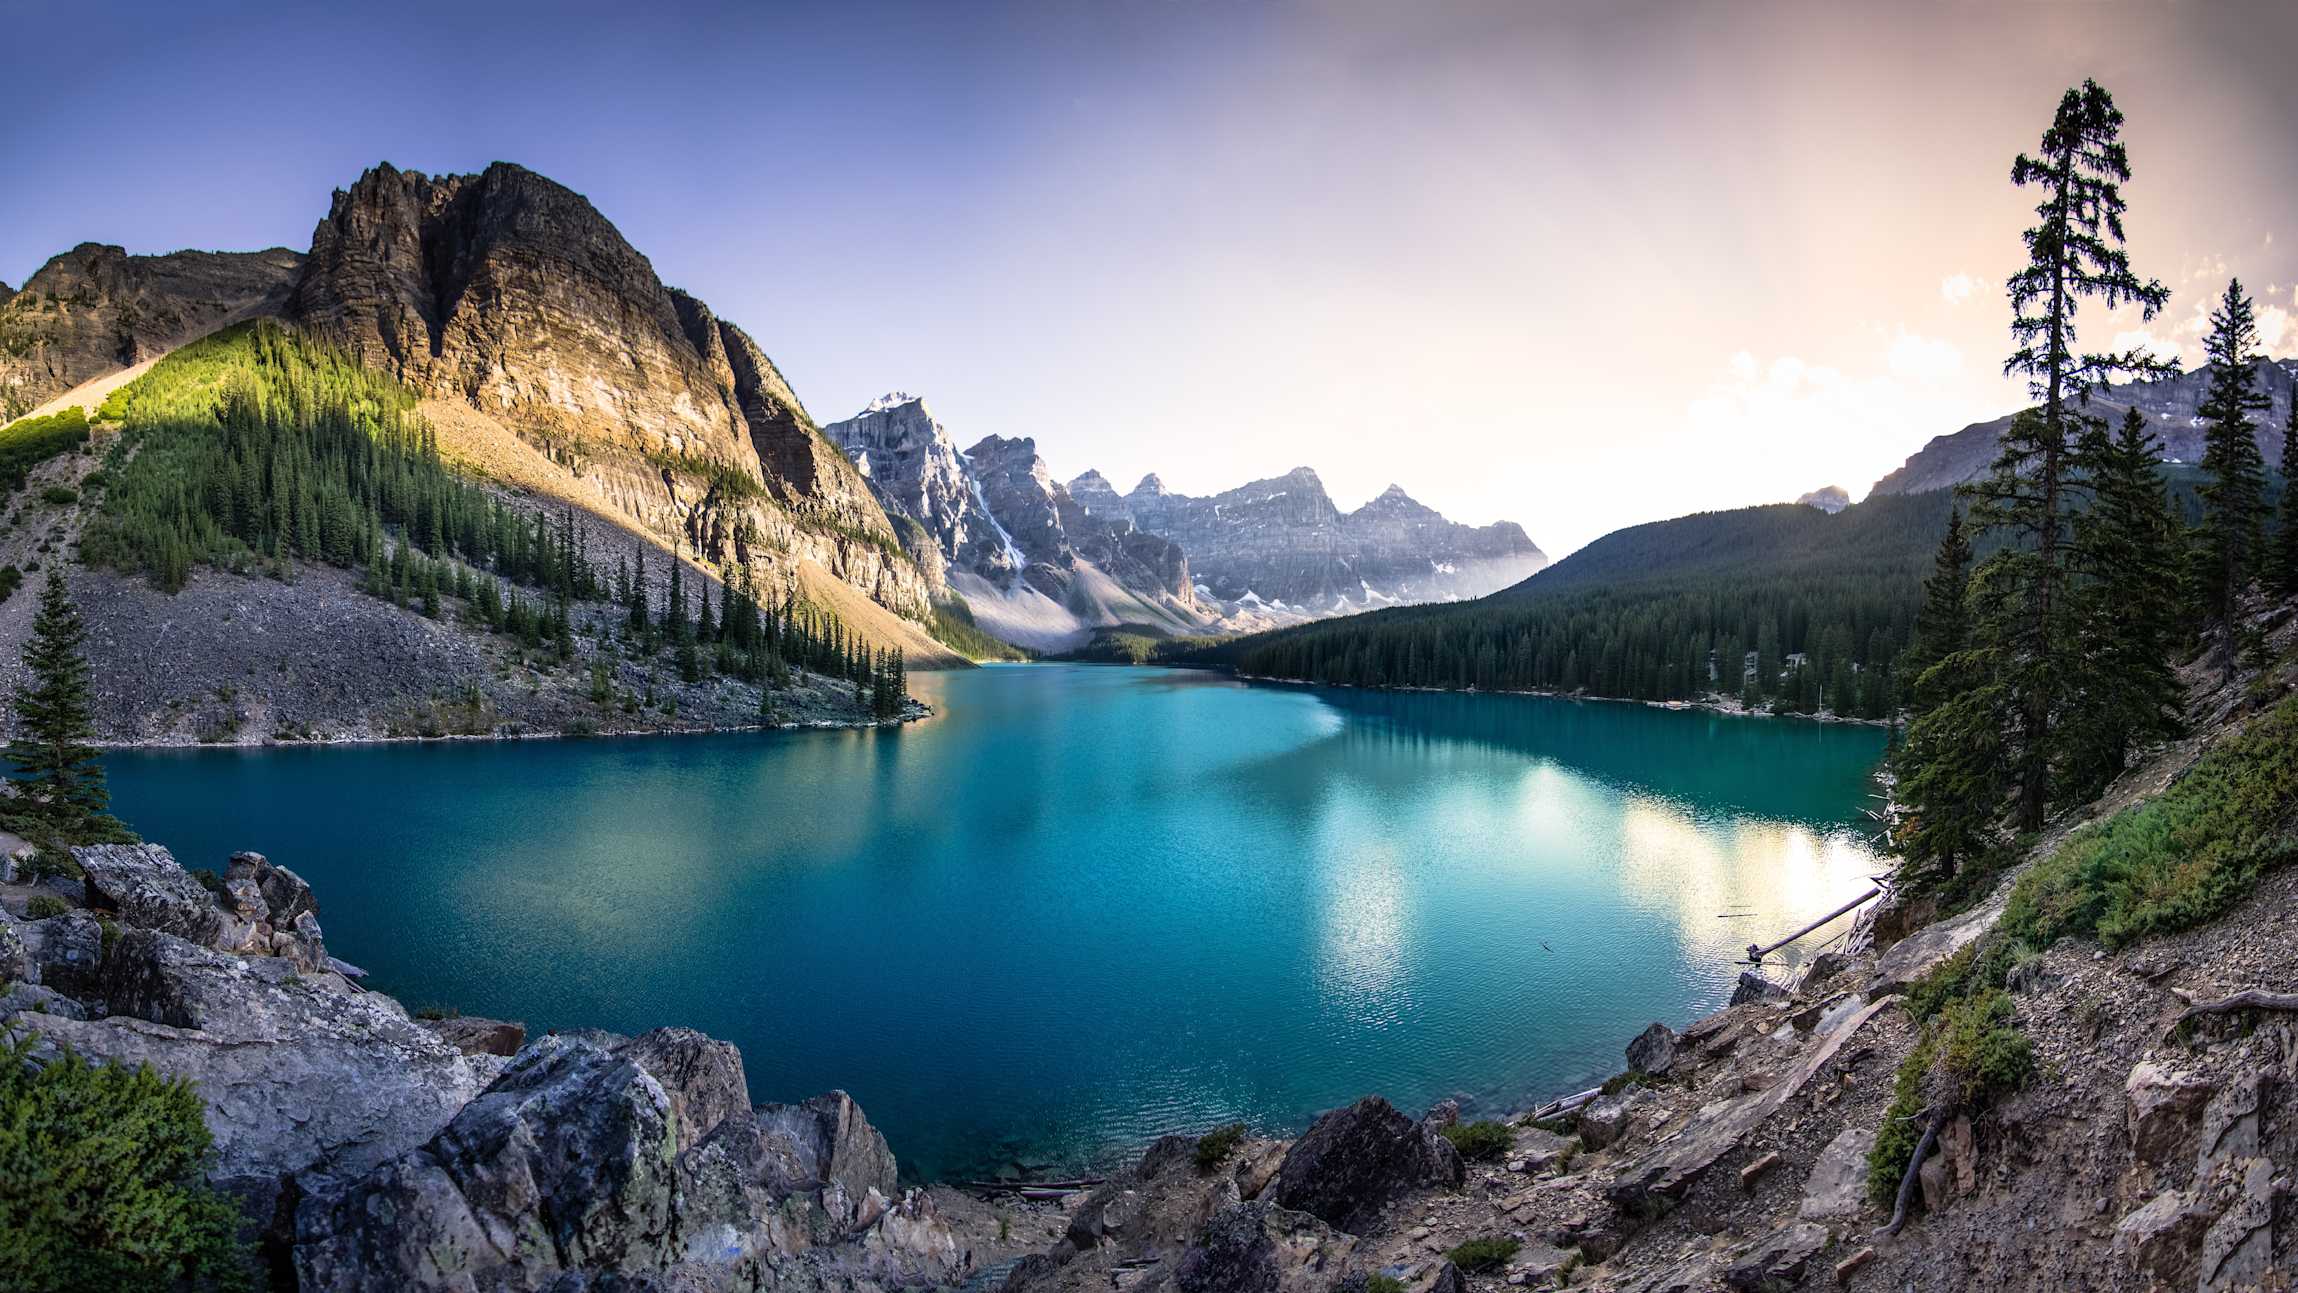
[0,840,977,1292]
[1269,1096,1464,1234]
[1871,357,2297,496]
[0,242,304,420]
[286,162,938,627]
[823,393,1022,586]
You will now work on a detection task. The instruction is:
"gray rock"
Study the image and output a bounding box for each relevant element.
[1625,1021,1679,1074]
[73,843,225,946]
[0,917,27,984]
[1575,1087,1656,1152]
[613,1027,748,1153]
[0,979,88,1024]
[1722,1221,1828,1290]
[1272,1096,1464,1234]
[2197,1156,2275,1291]
[2124,1061,2215,1166]
[753,1089,901,1202]
[1868,898,2002,995]
[2113,1189,2208,1287]
[23,926,485,1196]
[16,909,104,997]
[422,1014,528,1057]
[1172,1201,1357,1293]
[1798,1126,1875,1220]
[1728,971,1788,1006]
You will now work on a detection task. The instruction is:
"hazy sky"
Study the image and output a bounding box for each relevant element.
[5,1,2295,555]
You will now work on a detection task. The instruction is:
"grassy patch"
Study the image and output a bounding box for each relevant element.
[1444,1236,1521,1274]
[1363,1276,1406,1293]
[1193,1121,1247,1172]
[25,895,69,920]
[2001,692,2298,952]
[1599,1069,1667,1096]
[0,407,91,499]
[1439,1119,1514,1161]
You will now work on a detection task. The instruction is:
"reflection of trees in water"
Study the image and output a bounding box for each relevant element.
[1302,686,1885,827]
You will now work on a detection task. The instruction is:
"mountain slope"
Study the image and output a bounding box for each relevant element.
[1872,357,2296,495]
[1215,489,1953,711]
[0,243,304,421]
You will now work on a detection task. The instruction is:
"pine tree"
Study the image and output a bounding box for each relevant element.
[2277,400,2298,598]
[628,551,650,635]
[664,556,687,641]
[1902,507,1973,714]
[2062,407,2184,798]
[6,574,114,835]
[2193,279,2272,670]
[1962,80,2168,831]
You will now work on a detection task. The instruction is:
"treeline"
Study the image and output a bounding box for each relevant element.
[79,321,908,714]
[1219,490,1954,717]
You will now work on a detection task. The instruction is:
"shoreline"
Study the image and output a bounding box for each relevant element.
[92,700,937,751]
[1229,670,1897,728]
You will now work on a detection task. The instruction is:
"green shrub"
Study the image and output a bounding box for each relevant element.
[25,895,69,920]
[1193,1122,1247,1172]
[1439,1119,1514,1161]
[2001,693,2298,951]
[0,407,91,498]
[1599,1069,1666,1096]
[1866,1033,1938,1209]
[1444,1236,1521,1273]
[1936,989,2034,1107]
[0,1033,254,1290]
[1363,1275,1406,1293]
[23,846,85,884]
[39,485,78,506]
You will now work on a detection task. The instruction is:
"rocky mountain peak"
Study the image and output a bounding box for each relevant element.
[1796,485,1851,513]
[866,391,926,414]
[1130,472,1170,498]
[288,159,936,628]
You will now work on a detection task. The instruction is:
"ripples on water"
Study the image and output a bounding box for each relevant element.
[105,665,1888,1180]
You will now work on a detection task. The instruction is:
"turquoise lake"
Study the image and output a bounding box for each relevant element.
[103,664,1889,1181]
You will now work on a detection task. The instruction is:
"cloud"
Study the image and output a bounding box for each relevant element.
[1940,273,1977,305]
[1887,329,1963,381]
[2260,304,2292,351]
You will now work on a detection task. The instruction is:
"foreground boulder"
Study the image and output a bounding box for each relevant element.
[76,843,226,946]
[1271,1096,1464,1234]
[1173,1201,1358,1293]
[295,1031,959,1291]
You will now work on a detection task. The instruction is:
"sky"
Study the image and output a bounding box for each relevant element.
[5,0,2296,556]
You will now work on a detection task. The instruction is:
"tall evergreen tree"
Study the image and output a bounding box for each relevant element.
[1902,506,1973,714]
[2193,279,2272,669]
[1962,80,2168,830]
[2277,399,2298,598]
[5,574,114,835]
[2062,407,2184,798]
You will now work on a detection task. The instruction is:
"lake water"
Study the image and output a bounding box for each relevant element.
[103,664,1888,1181]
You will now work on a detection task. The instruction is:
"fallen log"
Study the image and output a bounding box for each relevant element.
[1744,886,1883,964]
[1526,1086,1602,1121]
[2172,989,2298,1030]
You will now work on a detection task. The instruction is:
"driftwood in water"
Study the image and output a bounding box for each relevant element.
[960,1177,1105,1193]
[1745,886,1882,963]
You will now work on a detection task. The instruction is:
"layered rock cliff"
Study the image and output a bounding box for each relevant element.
[1121,468,1548,615]
[285,162,940,628]
[1871,357,2296,496]
[0,243,304,420]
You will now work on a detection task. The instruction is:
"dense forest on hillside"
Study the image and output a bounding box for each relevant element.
[1217,489,1956,716]
[75,322,910,714]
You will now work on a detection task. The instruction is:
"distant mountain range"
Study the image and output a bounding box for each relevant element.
[1870,357,2296,496]
[825,394,1546,649]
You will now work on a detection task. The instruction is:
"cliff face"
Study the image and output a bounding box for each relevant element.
[1872,358,2297,496]
[824,394,1023,585]
[288,163,938,624]
[1124,469,1548,614]
[0,243,304,420]
[824,396,1207,649]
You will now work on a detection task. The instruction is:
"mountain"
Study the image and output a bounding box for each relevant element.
[284,163,943,650]
[1119,467,1548,615]
[825,394,1207,649]
[0,242,305,421]
[1795,485,1850,513]
[1871,356,2297,496]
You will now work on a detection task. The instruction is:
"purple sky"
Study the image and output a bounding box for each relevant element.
[7,0,2296,555]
